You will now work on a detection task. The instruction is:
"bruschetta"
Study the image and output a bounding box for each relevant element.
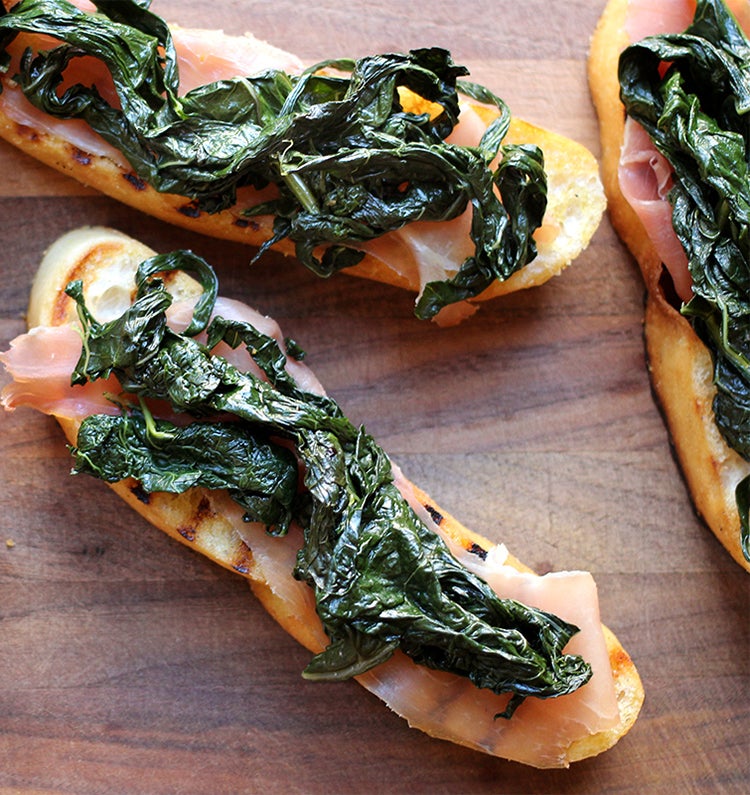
[1,226,644,767]
[0,0,606,325]
[589,0,750,571]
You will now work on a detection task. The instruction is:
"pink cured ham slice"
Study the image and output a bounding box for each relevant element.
[619,117,693,302]
[0,324,122,418]
[0,296,324,415]
[624,0,695,40]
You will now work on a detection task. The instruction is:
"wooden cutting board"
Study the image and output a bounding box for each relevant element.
[0,1,747,792]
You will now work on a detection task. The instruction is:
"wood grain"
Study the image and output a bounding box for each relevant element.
[0,1,748,792]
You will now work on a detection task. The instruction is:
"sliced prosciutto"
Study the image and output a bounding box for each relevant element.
[619,117,693,302]
[0,324,122,418]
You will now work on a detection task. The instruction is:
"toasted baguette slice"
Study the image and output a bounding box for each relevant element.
[14,226,643,767]
[0,4,605,321]
[588,0,750,571]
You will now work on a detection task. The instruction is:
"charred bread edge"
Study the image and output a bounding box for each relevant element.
[588,0,750,571]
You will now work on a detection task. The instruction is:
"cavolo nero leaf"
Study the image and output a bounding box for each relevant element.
[0,0,547,319]
[74,408,299,534]
[619,0,750,560]
[65,251,591,715]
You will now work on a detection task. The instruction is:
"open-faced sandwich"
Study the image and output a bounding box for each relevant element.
[0,226,644,768]
[589,0,750,570]
[0,0,607,324]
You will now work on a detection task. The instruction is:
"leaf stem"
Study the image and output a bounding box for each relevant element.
[138,395,175,444]
[280,161,320,214]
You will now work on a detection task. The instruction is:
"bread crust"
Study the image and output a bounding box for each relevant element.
[24,226,643,765]
[588,0,750,571]
[0,19,605,314]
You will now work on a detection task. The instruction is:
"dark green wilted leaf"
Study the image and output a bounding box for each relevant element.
[73,409,299,534]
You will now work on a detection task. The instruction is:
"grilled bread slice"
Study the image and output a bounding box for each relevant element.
[2,226,644,767]
[0,1,605,323]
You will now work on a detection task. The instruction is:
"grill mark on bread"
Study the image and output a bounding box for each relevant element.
[178,201,201,218]
[176,495,217,541]
[231,555,251,574]
[176,494,216,542]
[72,148,91,166]
[468,542,489,560]
[130,482,151,504]
[233,217,261,231]
[52,242,131,324]
[123,172,146,190]
[423,500,489,559]
[177,525,196,542]
[423,502,444,525]
[193,495,214,522]
[14,122,39,142]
